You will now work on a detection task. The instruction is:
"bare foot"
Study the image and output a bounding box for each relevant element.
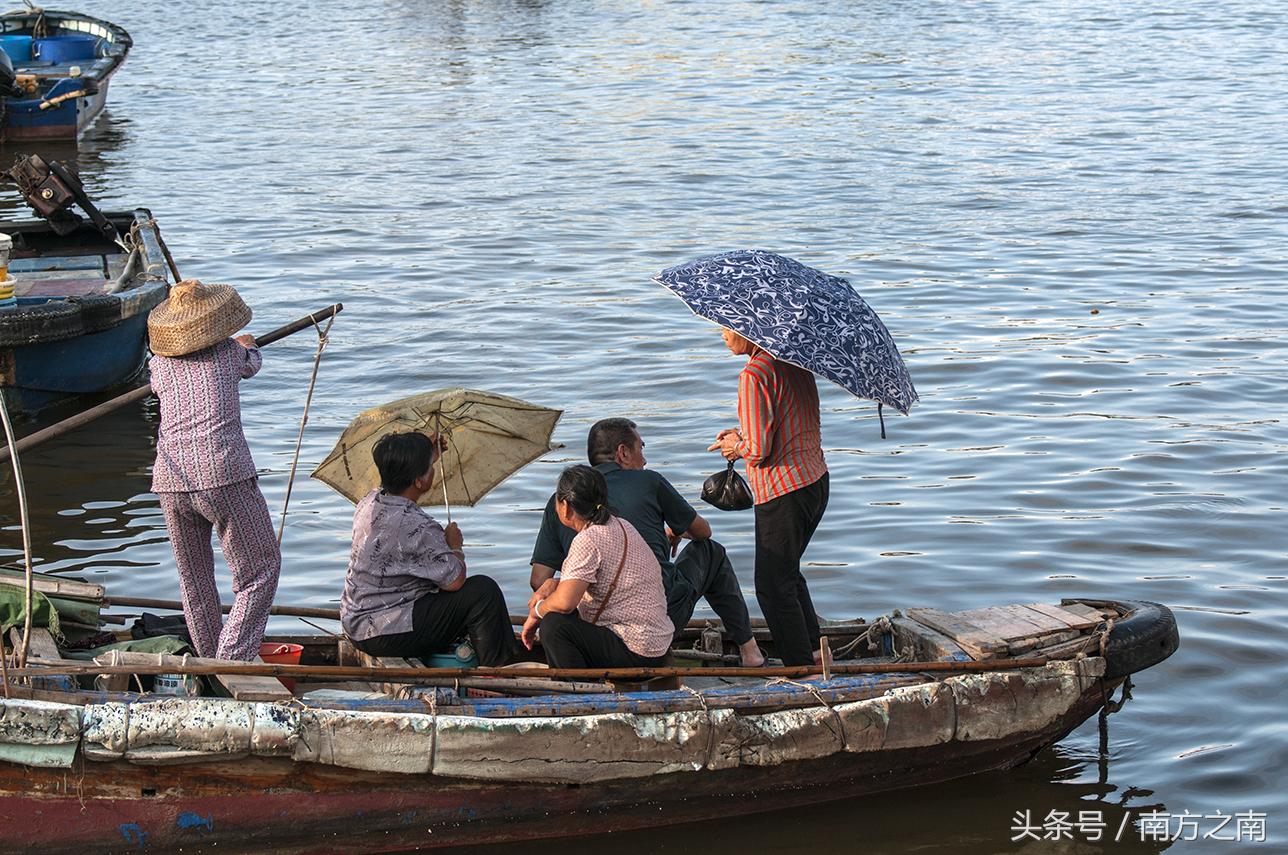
[739,640,766,668]
[812,648,833,667]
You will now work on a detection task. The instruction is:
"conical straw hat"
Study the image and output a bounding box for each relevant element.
[148,279,252,357]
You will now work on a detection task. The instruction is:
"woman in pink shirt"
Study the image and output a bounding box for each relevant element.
[148,280,280,661]
[521,465,674,668]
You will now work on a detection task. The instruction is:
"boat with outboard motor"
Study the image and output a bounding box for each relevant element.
[0,154,171,416]
[0,8,131,141]
[0,580,1178,853]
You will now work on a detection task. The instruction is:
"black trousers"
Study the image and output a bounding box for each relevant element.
[754,473,830,666]
[665,538,755,645]
[355,575,519,666]
[540,611,669,669]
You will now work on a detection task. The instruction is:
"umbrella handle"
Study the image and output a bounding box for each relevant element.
[439,438,452,524]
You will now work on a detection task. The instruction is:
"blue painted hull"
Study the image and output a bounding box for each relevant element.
[2,74,115,140]
[3,309,148,413]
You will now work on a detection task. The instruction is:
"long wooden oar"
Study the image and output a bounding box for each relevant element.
[0,304,343,463]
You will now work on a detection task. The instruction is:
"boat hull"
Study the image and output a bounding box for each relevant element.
[0,308,148,413]
[0,680,1117,854]
[2,75,115,141]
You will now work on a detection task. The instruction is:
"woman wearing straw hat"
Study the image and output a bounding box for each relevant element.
[147,280,280,661]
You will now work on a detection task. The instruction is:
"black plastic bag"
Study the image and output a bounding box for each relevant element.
[701,461,754,511]
[130,612,194,647]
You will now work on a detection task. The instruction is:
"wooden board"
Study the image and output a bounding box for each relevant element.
[10,626,60,660]
[1030,633,1102,661]
[956,606,1054,638]
[1060,602,1108,622]
[0,570,103,602]
[8,627,79,691]
[1022,602,1100,631]
[903,608,1005,659]
[952,605,1084,655]
[211,656,293,702]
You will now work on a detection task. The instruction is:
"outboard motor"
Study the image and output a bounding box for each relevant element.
[3,154,117,237]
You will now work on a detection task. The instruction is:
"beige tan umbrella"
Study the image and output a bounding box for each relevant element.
[311,388,562,515]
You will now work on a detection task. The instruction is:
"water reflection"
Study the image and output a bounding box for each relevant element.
[0,396,159,576]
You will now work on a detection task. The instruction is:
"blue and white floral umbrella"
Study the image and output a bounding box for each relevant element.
[653,249,918,436]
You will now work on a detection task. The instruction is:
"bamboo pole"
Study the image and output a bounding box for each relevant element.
[100,595,860,633]
[104,596,342,620]
[8,656,1054,683]
[0,391,36,669]
[0,304,344,464]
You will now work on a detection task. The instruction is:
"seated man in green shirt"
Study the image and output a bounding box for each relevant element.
[529,418,764,666]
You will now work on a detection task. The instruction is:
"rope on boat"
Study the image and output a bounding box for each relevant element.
[766,677,848,743]
[121,219,174,284]
[680,685,718,767]
[832,615,891,659]
[277,312,335,545]
[0,392,36,672]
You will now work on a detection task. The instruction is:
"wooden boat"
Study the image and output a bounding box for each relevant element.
[0,157,171,416]
[0,9,131,141]
[0,577,1179,854]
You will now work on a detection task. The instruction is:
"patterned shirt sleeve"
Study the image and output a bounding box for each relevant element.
[240,344,263,379]
[407,512,465,589]
[735,360,775,465]
[559,532,605,585]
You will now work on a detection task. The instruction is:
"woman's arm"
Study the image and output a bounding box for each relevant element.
[734,366,774,465]
[406,517,466,591]
[521,578,590,649]
[234,334,263,379]
[537,578,590,615]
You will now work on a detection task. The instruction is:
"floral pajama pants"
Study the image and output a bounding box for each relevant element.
[157,477,281,661]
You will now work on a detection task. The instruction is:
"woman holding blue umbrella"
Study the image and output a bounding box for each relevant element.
[655,250,917,668]
[708,326,830,666]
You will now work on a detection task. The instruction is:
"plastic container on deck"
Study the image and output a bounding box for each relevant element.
[0,234,15,308]
[0,35,32,63]
[154,673,201,697]
[260,642,304,690]
[424,640,478,669]
[32,35,100,64]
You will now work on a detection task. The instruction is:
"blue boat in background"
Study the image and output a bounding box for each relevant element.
[0,156,170,416]
[0,8,131,142]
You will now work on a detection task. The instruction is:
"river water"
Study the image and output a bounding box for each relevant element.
[1,1,1284,852]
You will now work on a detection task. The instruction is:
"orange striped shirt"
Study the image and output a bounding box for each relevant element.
[735,351,828,504]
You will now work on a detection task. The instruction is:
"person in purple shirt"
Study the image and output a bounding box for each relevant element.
[340,432,520,666]
[148,280,280,661]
